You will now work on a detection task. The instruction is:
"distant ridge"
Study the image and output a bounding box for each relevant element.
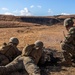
[0,14,75,28]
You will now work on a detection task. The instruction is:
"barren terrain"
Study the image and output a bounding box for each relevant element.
[0,15,75,75]
[0,22,66,50]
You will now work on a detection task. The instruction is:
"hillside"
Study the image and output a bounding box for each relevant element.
[0,14,75,51]
[0,15,64,28]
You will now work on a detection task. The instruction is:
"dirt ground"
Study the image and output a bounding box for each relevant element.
[0,22,75,75]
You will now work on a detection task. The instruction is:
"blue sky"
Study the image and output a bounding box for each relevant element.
[0,0,75,16]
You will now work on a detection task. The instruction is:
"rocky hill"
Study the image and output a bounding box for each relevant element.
[0,15,61,25]
[0,14,75,28]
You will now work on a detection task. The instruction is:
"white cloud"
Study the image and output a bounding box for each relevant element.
[2,7,8,11]
[4,12,13,15]
[37,5,42,8]
[61,13,70,15]
[48,9,53,14]
[1,8,32,16]
[30,5,34,8]
[20,8,32,16]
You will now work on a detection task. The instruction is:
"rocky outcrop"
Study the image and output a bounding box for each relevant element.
[19,17,61,25]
